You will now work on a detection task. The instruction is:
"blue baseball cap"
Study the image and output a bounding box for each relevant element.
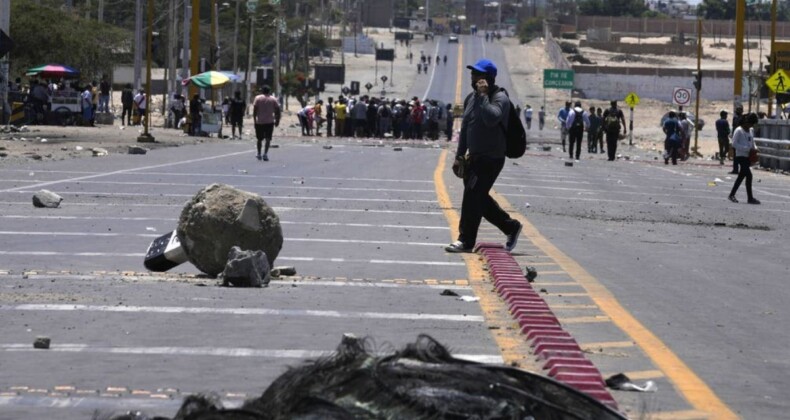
[467,59,497,77]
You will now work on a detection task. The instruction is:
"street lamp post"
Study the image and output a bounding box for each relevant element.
[245,1,258,113]
[138,0,156,142]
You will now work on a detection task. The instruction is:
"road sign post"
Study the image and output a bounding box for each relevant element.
[625,92,639,146]
[543,69,574,110]
[672,87,692,108]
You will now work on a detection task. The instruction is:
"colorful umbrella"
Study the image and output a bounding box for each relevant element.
[181,71,232,88]
[25,64,80,79]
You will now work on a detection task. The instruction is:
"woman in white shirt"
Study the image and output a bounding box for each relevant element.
[728,112,760,204]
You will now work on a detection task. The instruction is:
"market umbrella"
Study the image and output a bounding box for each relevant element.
[181,71,231,88]
[25,64,80,79]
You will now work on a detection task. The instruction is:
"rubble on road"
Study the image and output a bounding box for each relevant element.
[91,147,109,157]
[220,246,271,287]
[177,184,283,277]
[32,190,63,208]
[33,337,50,349]
[127,146,148,155]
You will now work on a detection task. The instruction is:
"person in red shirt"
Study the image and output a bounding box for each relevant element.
[252,86,281,161]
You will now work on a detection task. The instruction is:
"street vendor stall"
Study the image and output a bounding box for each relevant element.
[19,64,82,126]
[181,71,240,137]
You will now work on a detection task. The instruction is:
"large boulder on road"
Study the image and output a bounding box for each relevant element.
[177,184,283,277]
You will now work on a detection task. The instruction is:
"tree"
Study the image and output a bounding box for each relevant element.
[8,2,130,82]
[578,0,648,17]
[518,18,543,44]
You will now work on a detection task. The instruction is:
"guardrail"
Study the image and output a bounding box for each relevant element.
[754,120,790,171]
[754,137,790,171]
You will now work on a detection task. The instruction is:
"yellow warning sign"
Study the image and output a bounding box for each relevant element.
[624,92,640,107]
[766,69,790,93]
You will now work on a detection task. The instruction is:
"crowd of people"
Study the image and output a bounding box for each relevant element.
[553,100,627,161]
[291,95,455,141]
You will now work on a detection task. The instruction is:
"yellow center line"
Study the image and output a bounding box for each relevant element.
[489,190,737,418]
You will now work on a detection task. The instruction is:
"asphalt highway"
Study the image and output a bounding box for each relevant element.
[0,35,788,419]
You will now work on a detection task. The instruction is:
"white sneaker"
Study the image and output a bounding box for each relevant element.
[444,241,472,253]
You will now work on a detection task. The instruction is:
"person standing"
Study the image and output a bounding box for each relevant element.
[80,85,93,126]
[678,112,692,161]
[445,58,522,254]
[565,101,588,160]
[99,76,111,113]
[728,112,760,204]
[90,81,99,125]
[134,89,147,126]
[538,106,545,130]
[602,101,626,161]
[121,83,133,126]
[730,105,744,174]
[353,96,367,137]
[252,86,281,161]
[524,104,533,130]
[325,97,335,137]
[663,111,681,165]
[188,93,202,135]
[596,107,605,153]
[557,101,570,152]
[445,103,454,141]
[715,110,731,165]
[334,98,347,137]
[314,100,325,136]
[587,106,600,153]
[229,90,246,139]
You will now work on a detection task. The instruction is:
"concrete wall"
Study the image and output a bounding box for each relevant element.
[562,15,790,39]
[572,66,746,102]
[579,40,697,57]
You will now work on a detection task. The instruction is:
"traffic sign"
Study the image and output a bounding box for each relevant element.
[672,87,692,107]
[543,69,574,90]
[766,69,790,93]
[624,92,640,107]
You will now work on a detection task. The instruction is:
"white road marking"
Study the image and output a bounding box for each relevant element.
[422,38,443,101]
[1,304,483,322]
[1,179,436,194]
[0,343,502,363]
[0,251,465,266]
[0,203,445,215]
[0,215,449,230]
[5,190,440,204]
[0,150,252,193]
[0,231,446,246]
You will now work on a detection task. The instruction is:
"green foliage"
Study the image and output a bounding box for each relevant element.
[518,18,543,44]
[698,0,790,21]
[578,0,648,17]
[9,2,130,82]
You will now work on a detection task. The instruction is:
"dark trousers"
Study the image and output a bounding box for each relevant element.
[326,117,333,137]
[606,130,619,161]
[664,140,679,165]
[458,156,518,247]
[588,129,598,152]
[568,127,583,159]
[255,123,274,155]
[717,136,729,162]
[335,119,345,137]
[121,105,132,125]
[729,156,753,199]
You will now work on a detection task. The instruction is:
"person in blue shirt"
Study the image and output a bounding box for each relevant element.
[557,101,571,152]
[663,111,681,165]
[715,110,731,165]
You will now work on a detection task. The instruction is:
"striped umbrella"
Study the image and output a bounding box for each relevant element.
[25,64,81,79]
[181,71,232,88]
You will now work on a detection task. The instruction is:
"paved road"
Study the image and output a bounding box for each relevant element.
[1,34,788,420]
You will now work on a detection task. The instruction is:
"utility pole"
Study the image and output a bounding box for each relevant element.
[138,0,156,142]
[167,0,177,99]
[768,0,778,117]
[134,0,143,90]
[734,0,745,114]
[181,2,191,96]
[275,11,282,98]
[304,4,310,74]
[211,0,218,103]
[693,18,701,157]
[232,0,240,89]
[98,0,105,23]
[246,1,258,113]
[190,0,200,99]
[1,0,10,128]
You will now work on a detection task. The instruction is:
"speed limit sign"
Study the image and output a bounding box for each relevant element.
[672,87,692,107]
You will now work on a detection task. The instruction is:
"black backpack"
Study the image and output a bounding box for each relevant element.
[464,88,527,159]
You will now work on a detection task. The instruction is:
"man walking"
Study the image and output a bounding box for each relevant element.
[445,58,522,254]
[523,104,533,130]
[252,86,281,161]
[326,97,335,137]
[538,106,545,130]
[565,101,588,160]
[715,110,730,165]
[587,106,600,153]
[557,101,571,152]
[602,101,626,161]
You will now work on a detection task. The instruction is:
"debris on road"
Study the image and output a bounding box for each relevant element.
[605,373,657,392]
[565,161,574,167]
[271,266,297,277]
[393,147,403,151]
[143,231,189,272]
[177,184,283,277]
[33,337,50,349]
[32,190,63,208]
[458,295,480,302]
[440,289,459,297]
[91,147,109,157]
[220,246,271,287]
[323,145,333,149]
[98,334,626,419]
[127,146,148,155]
[525,266,538,282]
